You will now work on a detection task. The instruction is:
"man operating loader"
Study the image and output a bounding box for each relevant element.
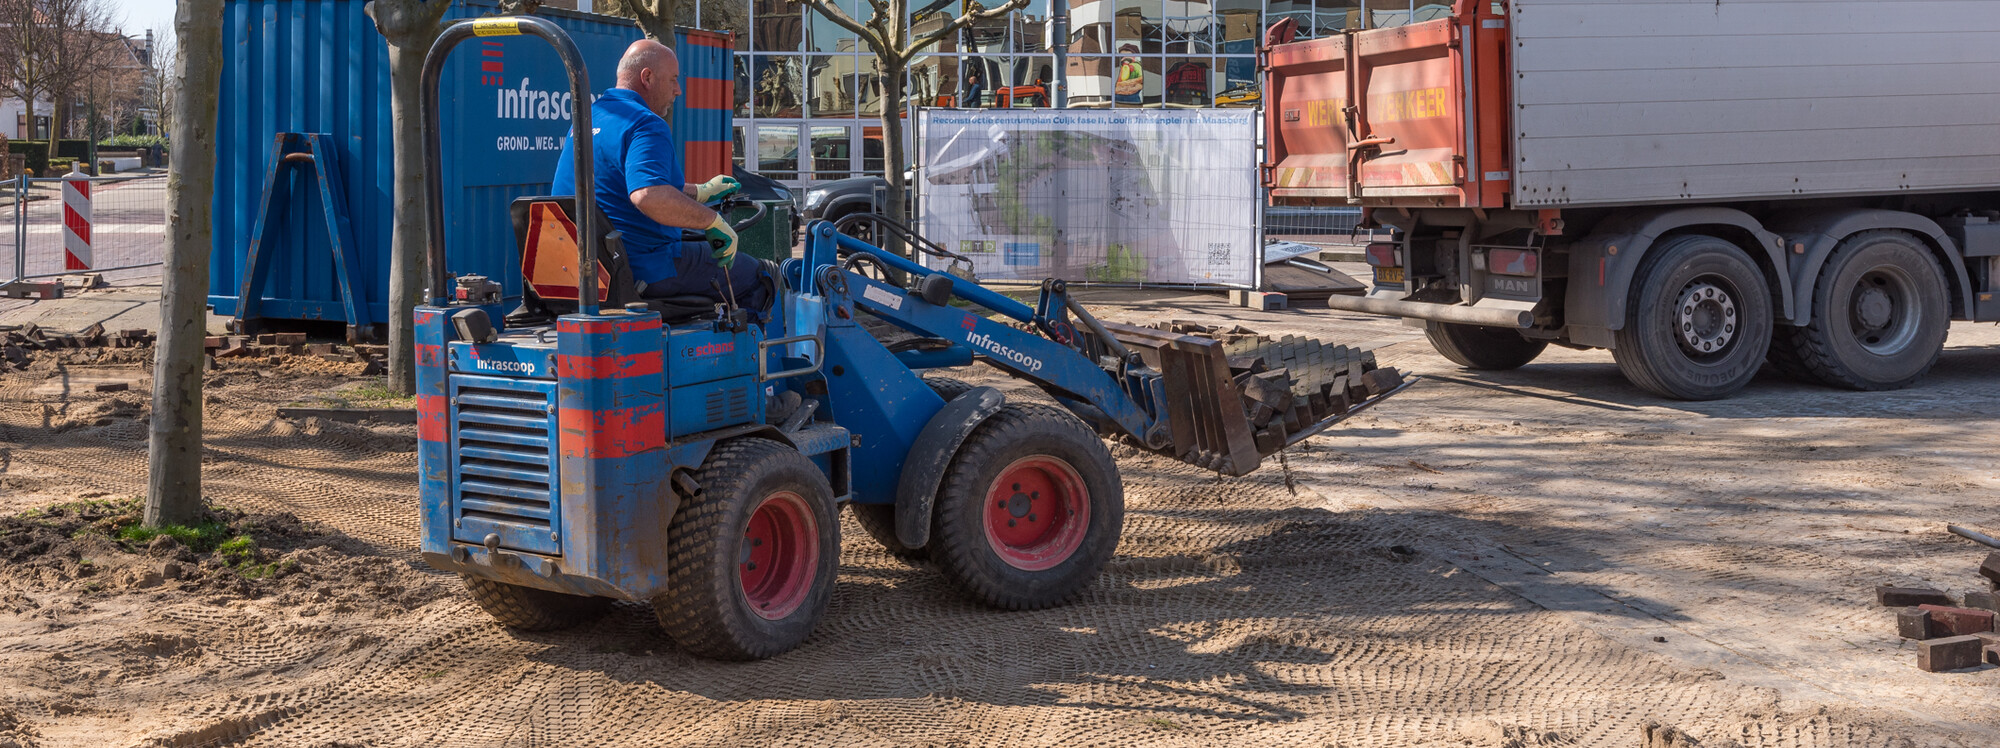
[552,39,770,310]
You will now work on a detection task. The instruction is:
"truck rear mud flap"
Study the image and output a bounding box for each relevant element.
[1096,321,1412,476]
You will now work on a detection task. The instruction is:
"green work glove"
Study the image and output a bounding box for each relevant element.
[695,175,742,203]
[705,213,740,268]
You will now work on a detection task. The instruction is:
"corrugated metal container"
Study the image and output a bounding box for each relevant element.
[210,0,734,326]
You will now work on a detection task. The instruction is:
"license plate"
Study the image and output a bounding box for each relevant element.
[1375,267,1404,285]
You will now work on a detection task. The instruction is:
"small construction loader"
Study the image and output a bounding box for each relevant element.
[414,16,1410,660]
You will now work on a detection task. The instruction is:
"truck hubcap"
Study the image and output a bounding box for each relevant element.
[984,456,1089,571]
[740,491,818,620]
[1676,280,1737,356]
[1849,267,1918,354]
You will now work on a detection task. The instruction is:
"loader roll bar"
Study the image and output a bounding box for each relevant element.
[420,16,599,314]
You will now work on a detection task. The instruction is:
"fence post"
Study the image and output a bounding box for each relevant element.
[61,164,92,271]
[12,174,24,282]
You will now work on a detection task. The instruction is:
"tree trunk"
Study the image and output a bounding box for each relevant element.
[367,0,448,396]
[383,42,428,394]
[146,0,226,529]
[879,59,911,260]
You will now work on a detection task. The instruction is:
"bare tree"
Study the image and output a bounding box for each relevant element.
[0,0,54,140]
[146,29,176,137]
[799,0,1027,249]
[365,0,450,395]
[593,0,693,42]
[146,0,227,528]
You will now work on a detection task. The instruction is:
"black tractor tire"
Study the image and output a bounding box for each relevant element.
[1766,230,1948,391]
[655,438,839,660]
[1425,322,1548,370]
[923,376,976,401]
[849,376,981,561]
[461,575,612,632]
[1612,234,1773,400]
[929,403,1123,611]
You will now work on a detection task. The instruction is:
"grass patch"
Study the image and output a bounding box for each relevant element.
[117,520,235,552]
[311,379,416,410]
[1143,717,1183,731]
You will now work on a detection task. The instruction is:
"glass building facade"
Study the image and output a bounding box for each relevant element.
[678,0,1447,183]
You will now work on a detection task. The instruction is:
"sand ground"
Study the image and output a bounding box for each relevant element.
[1,284,1996,747]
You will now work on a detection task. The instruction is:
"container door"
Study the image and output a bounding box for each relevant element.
[1263,30,1353,202]
[1349,17,1465,200]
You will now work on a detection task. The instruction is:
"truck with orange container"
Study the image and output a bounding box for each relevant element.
[1261,1,2000,400]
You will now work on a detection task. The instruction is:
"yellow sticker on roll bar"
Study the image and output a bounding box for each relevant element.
[472,17,522,36]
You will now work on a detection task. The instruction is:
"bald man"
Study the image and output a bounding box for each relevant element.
[552,39,770,312]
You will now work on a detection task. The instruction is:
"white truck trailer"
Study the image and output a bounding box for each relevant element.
[1262,0,2000,399]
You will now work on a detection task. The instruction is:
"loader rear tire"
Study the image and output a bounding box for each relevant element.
[930,403,1122,610]
[1425,322,1547,370]
[656,438,838,660]
[461,575,612,632]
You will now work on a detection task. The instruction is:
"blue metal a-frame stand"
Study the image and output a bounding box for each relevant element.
[231,132,373,343]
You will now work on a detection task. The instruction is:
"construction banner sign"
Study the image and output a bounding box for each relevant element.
[916,108,1259,288]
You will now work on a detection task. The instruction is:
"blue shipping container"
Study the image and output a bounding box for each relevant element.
[210,0,732,327]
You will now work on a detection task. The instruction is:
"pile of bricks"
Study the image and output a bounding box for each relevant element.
[2,323,153,370]
[204,333,388,375]
[1884,550,2000,672]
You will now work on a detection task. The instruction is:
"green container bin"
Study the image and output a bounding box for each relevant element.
[732,198,795,263]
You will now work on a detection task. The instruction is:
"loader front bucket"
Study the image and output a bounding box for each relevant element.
[1098,320,1412,476]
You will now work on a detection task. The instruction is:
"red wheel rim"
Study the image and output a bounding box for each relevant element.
[739,491,819,621]
[982,456,1090,571]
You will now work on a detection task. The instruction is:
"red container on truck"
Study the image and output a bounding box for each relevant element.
[1262,1,2000,400]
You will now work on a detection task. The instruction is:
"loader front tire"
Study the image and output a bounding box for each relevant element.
[1426,322,1547,370]
[930,403,1122,610]
[461,575,612,632]
[656,438,839,660]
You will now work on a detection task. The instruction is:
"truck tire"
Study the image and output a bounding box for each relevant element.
[655,438,839,660]
[1612,234,1773,400]
[848,376,978,561]
[1425,322,1548,370]
[929,402,1123,610]
[1767,230,1947,390]
[461,575,612,632]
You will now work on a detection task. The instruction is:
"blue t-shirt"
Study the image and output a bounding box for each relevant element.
[551,88,687,285]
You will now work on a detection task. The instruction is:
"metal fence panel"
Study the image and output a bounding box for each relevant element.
[4,174,168,283]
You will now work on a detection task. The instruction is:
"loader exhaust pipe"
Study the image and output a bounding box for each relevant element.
[1319,294,1533,328]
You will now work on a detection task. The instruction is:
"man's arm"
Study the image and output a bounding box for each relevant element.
[629,185,719,230]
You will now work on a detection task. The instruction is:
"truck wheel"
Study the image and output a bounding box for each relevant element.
[1612,234,1773,400]
[846,376,977,560]
[461,575,612,632]
[930,403,1122,610]
[655,438,838,660]
[1768,231,1947,390]
[1425,322,1548,370]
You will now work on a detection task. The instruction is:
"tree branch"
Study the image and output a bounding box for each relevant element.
[902,0,1027,60]
[800,0,890,57]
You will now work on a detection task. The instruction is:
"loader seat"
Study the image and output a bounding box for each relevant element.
[507,196,720,325]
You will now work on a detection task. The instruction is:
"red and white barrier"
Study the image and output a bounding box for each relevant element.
[62,165,91,270]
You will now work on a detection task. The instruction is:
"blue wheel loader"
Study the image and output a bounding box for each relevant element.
[413,17,1410,660]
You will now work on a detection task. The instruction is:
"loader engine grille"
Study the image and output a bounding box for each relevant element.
[449,375,562,555]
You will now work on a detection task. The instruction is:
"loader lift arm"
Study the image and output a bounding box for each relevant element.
[788,220,1410,478]
[793,223,1172,448]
